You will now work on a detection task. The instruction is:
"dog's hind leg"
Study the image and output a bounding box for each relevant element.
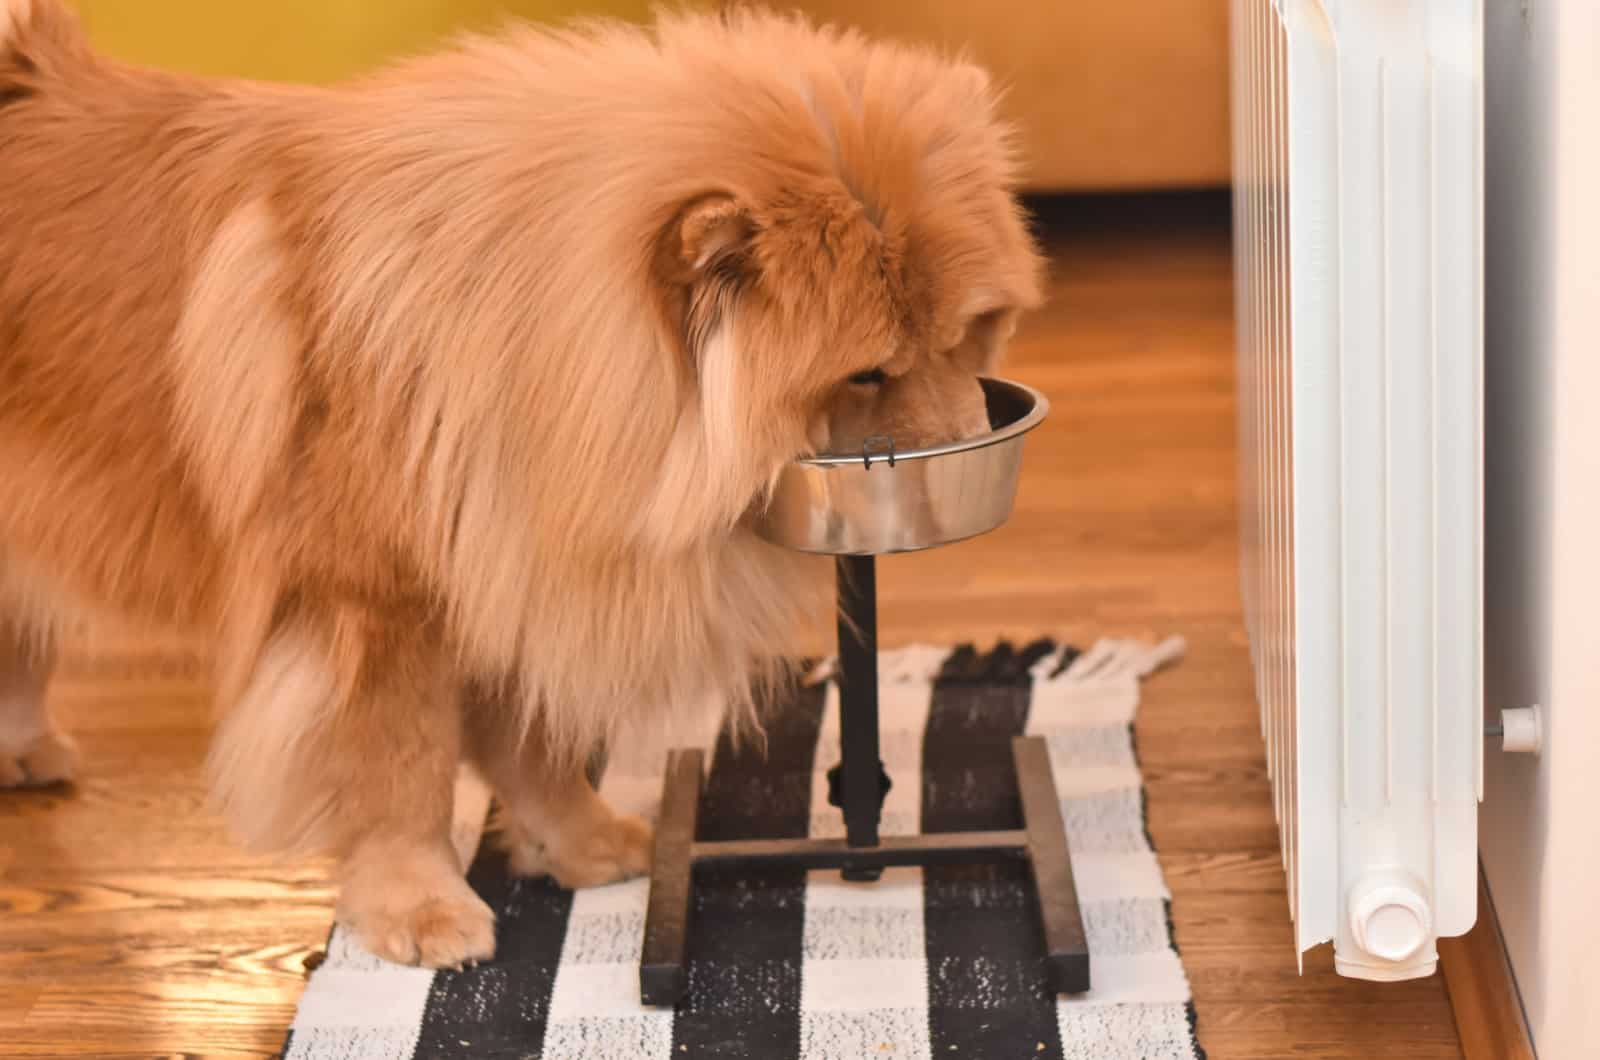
[0,615,72,788]
[210,607,495,968]
[0,552,74,788]
[464,687,652,890]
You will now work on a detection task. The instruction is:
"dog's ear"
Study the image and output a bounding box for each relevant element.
[656,194,755,286]
[652,194,758,366]
[673,195,754,274]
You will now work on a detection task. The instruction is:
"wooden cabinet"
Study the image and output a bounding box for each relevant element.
[785,1,1232,192]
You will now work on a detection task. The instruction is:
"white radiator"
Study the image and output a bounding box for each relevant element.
[1229,0,1484,981]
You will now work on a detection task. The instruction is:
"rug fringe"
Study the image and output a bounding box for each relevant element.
[802,643,948,686]
[805,636,1186,689]
[1049,635,1187,684]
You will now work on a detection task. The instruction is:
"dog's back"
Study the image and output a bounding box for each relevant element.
[1,1,224,628]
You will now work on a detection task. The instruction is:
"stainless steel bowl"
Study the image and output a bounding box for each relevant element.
[752,377,1049,555]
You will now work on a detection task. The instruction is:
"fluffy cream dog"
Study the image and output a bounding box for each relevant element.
[0,0,1043,965]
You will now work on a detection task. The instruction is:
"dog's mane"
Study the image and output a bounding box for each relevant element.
[247,10,1031,755]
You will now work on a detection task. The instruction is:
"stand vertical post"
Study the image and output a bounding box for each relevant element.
[835,555,886,880]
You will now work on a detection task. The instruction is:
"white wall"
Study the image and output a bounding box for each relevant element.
[1481,1,1600,1056]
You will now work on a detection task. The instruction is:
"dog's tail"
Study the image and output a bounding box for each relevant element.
[1,0,91,99]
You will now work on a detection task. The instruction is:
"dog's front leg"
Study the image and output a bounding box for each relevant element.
[210,609,495,968]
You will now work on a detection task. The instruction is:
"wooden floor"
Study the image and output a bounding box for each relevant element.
[0,193,1463,1058]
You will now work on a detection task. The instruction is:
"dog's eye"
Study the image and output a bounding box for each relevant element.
[848,369,887,386]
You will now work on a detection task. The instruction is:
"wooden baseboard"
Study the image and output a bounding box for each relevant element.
[1439,868,1536,1060]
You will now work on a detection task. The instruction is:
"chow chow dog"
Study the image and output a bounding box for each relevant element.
[0,0,1043,965]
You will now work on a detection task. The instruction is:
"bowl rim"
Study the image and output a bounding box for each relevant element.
[788,376,1050,469]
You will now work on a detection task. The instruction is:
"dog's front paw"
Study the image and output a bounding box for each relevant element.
[548,812,654,890]
[0,728,79,788]
[340,862,497,969]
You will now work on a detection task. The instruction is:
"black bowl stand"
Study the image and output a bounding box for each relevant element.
[638,554,1091,1005]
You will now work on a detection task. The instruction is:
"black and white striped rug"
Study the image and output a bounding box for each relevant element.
[281,637,1203,1059]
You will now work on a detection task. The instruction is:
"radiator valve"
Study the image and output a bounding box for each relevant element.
[1486,706,1543,754]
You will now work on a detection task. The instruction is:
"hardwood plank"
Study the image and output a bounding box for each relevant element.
[0,867,332,923]
[0,982,40,1036]
[0,192,1468,1058]
[19,973,298,1058]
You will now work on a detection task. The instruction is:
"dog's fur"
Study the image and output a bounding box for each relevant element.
[0,0,1043,965]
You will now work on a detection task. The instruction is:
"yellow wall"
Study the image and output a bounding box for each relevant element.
[71,0,681,83]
